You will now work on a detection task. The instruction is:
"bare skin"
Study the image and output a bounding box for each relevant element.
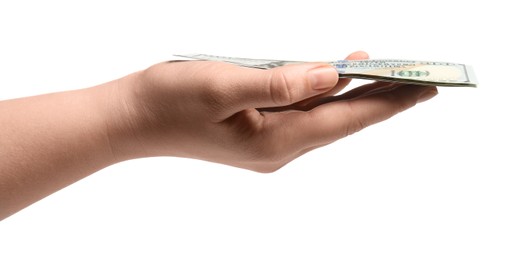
[0,51,437,220]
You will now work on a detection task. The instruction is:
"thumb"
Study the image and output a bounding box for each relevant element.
[225,62,338,111]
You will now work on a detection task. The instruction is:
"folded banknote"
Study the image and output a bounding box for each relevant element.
[173,54,477,87]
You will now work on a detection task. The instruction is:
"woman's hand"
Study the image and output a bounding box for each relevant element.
[110,51,437,172]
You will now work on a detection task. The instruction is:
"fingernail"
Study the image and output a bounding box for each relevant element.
[417,87,438,103]
[309,66,338,90]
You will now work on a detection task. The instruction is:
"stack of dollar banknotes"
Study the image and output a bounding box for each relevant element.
[173,54,477,87]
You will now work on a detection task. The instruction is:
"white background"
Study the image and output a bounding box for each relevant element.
[1,0,528,259]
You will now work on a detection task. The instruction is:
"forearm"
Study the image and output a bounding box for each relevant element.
[0,75,134,220]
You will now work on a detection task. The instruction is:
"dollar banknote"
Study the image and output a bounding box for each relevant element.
[173,54,477,87]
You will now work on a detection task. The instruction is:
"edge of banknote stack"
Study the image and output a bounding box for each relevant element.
[172,54,477,87]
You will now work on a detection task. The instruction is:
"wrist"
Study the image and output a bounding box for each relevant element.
[94,70,149,162]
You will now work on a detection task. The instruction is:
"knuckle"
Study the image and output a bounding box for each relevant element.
[344,103,366,136]
[346,117,367,136]
[397,97,416,112]
[268,70,296,106]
